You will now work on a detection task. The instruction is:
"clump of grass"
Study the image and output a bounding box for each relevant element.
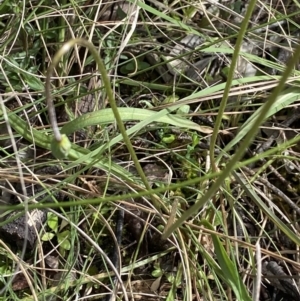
[0,0,300,300]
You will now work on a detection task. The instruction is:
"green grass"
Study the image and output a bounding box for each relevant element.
[0,0,300,300]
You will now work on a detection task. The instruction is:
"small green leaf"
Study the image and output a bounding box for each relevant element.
[191,132,200,147]
[162,95,179,104]
[47,212,58,232]
[60,238,71,250]
[166,273,175,283]
[22,73,44,91]
[162,134,176,144]
[41,232,55,241]
[152,263,163,277]
[152,269,163,277]
[57,230,70,239]
[176,105,190,115]
[57,230,71,250]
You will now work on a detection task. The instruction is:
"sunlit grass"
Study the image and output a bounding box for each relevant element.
[0,0,300,300]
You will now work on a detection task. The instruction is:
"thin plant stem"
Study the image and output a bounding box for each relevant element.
[209,0,258,171]
[162,39,300,239]
[45,39,157,209]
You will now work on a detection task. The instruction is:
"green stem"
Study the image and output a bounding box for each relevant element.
[209,0,258,170]
[46,39,156,208]
[162,37,300,239]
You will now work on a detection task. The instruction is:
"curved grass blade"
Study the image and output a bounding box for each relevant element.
[61,107,212,135]
[0,106,137,180]
[162,18,300,240]
[201,220,252,301]
[220,87,300,158]
[233,170,300,246]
